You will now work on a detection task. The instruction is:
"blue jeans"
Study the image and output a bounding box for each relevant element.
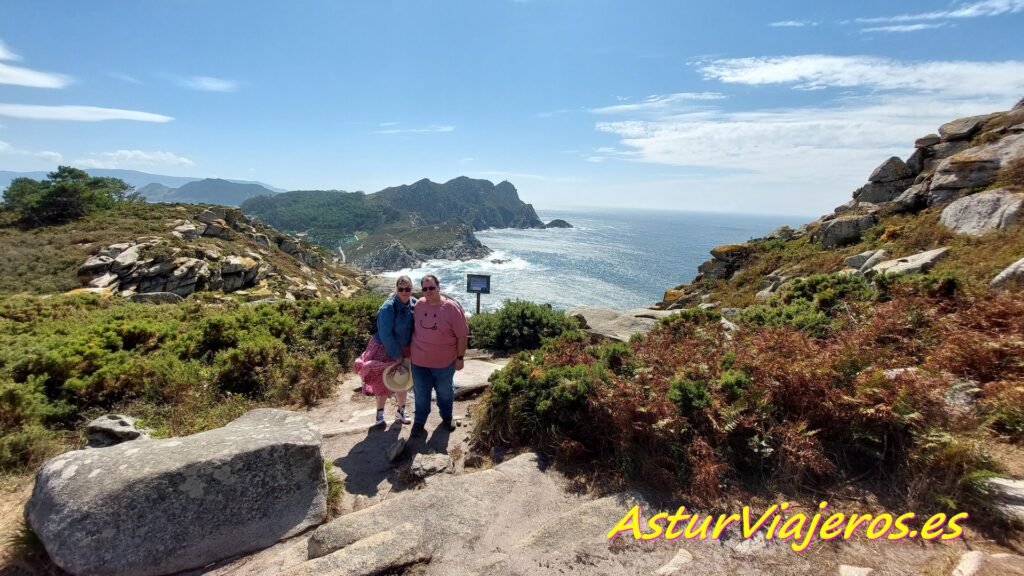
[411,362,456,426]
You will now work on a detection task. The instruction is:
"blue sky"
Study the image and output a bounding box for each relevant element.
[1,0,1023,215]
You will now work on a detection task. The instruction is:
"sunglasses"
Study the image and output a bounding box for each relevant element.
[422,286,438,291]
[397,287,412,293]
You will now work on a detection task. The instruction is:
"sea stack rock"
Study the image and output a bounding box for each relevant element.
[545,219,573,228]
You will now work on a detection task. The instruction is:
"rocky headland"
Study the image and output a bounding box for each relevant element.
[241,177,567,273]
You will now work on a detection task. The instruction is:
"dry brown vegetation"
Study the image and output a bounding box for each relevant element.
[475,281,1024,523]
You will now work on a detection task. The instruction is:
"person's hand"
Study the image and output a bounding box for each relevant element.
[401,346,411,358]
[455,358,464,371]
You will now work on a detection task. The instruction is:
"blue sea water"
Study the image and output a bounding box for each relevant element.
[381,207,810,313]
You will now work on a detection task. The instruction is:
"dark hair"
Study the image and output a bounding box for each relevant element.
[421,274,440,287]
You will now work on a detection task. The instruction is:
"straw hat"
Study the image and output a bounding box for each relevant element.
[384,358,413,392]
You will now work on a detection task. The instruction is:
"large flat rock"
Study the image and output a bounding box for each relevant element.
[567,307,675,342]
[940,189,1024,237]
[867,247,950,276]
[25,409,327,576]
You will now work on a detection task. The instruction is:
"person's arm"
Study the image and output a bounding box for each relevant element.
[455,335,467,371]
[451,300,469,370]
[377,299,402,360]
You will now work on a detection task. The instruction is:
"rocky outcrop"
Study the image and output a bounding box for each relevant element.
[545,219,573,228]
[73,208,361,301]
[931,133,1024,191]
[282,454,649,576]
[984,477,1024,522]
[689,243,756,283]
[279,238,325,270]
[25,409,327,576]
[990,257,1024,291]
[814,214,878,248]
[853,156,915,203]
[85,414,148,448]
[567,307,677,342]
[410,453,454,479]
[351,224,491,273]
[940,189,1024,236]
[864,247,949,276]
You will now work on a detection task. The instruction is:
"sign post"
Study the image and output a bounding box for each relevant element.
[465,274,491,315]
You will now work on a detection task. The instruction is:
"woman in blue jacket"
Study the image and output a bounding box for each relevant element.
[354,275,416,425]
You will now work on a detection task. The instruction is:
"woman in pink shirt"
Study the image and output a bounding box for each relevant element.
[409,274,468,437]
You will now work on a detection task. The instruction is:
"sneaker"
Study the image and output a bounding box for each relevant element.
[442,418,456,432]
[375,409,385,426]
[396,406,411,425]
[410,423,427,438]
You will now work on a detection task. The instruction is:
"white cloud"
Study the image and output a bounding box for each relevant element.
[589,54,1024,213]
[374,125,455,134]
[699,55,1024,98]
[379,121,399,126]
[181,76,239,92]
[459,157,474,163]
[0,39,71,88]
[0,62,72,89]
[857,0,1024,23]
[769,20,818,27]
[0,38,21,61]
[589,92,726,114]
[0,139,64,164]
[74,150,194,169]
[0,104,173,122]
[861,23,947,33]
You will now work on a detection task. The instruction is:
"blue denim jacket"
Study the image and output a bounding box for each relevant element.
[374,294,416,360]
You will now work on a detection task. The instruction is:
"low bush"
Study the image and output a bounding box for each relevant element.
[468,300,580,350]
[0,293,382,474]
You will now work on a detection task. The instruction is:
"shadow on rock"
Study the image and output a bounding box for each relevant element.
[333,421,403,497]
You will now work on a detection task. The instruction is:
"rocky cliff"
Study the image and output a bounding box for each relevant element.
[244,177,556,272]
[659,100,1024,309]
[60,205,365,303]
[372,177,545,230]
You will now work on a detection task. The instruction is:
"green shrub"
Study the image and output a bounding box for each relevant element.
[739,273,875,337]
[468,300,579,350]
[0,294,374,474]
[659,307,721,328]
[718,369,752,400]
[667,377,711,416]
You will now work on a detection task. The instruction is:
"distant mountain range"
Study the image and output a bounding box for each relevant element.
[0,169,283,206]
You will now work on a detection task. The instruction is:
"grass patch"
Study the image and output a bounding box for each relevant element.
[324,461,345,520]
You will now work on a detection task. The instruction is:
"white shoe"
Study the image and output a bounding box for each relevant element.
[395,406,411,425]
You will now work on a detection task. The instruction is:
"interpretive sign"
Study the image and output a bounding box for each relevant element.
[466,274,491,294]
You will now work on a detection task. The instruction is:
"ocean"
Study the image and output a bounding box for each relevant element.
[379,207,810,313]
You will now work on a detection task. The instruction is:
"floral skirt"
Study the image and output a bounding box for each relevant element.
[354,338,398,397]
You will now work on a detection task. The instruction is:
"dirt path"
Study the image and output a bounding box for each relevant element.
[200,355,508,576]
